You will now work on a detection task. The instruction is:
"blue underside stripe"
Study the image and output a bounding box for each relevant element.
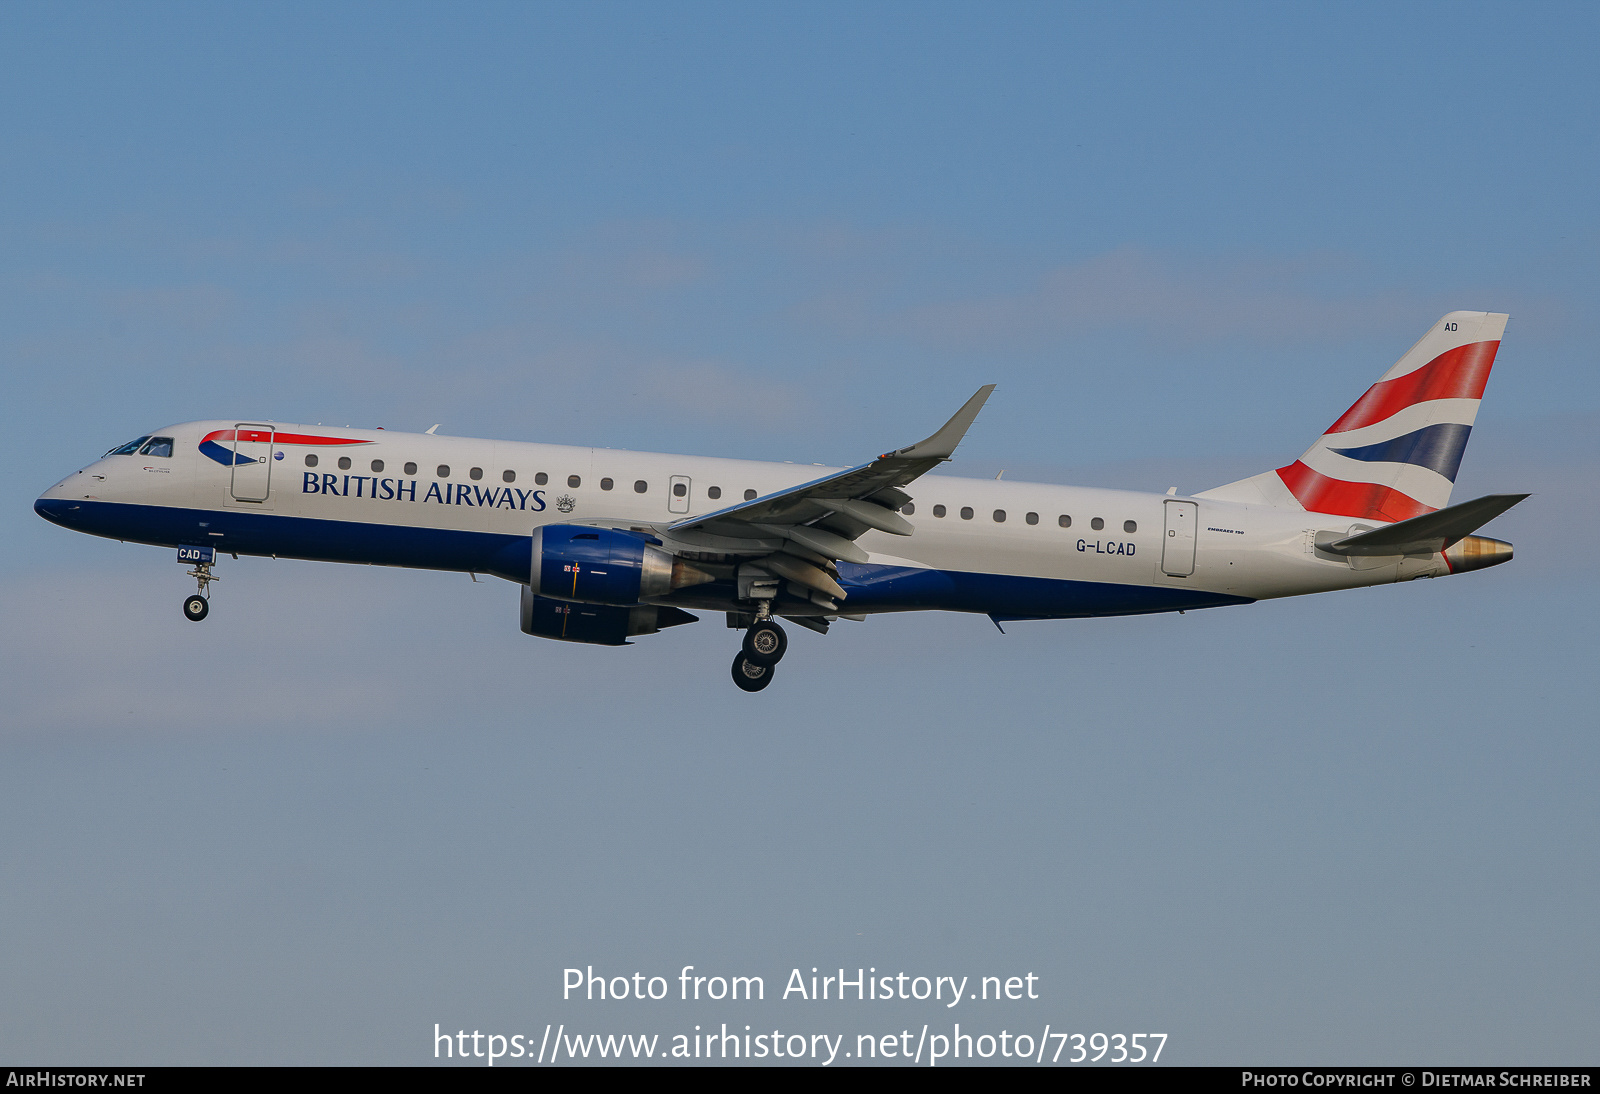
[34,499,1253,619]
[1328,422,1472,482]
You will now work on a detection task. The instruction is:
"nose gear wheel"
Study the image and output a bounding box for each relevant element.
[183,560,217,621]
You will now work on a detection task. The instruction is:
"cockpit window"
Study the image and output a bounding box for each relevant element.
[105,436,151,457]
[138,437,174,458]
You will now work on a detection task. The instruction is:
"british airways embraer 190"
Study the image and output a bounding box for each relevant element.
[35,312,1526,691]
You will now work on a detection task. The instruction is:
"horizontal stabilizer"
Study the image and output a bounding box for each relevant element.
[1323,493,1529,556]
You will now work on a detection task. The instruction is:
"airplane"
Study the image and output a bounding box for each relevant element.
[34,311,1526,692]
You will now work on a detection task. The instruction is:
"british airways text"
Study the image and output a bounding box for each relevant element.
[302,473,547,510]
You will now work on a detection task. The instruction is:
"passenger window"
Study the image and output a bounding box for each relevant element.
[470,467,483,481]
[1025,512,1038,525]
[138,437,174,457]
[535,472,548,485]
[1058,515,1071,528]
[305,454,319,468]
[338,456,352,470]
[404,462,417,476]
[1091,517,1104,530]
[673,482,687,497]
[502,470,515,483]
[933,504,946,517]
[600,478,614,490]
[960,507,974,520]
[634,480,647,493]
[371,459,384,473]
[708,486,722,500]
[1124,520,1137,533]
[902,502,915,515]
[568,475,581,488]
[744,489,757,501]
[993,509,1006,522]
[437,465,451,478]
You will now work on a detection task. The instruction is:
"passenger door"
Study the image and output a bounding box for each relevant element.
[1161,499,1198,577]
[229,424,276,502]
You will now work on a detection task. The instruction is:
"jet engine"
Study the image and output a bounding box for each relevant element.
[529,525,714,606]
[520,587,697,645]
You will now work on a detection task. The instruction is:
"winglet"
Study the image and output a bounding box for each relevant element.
[883,385,996,461]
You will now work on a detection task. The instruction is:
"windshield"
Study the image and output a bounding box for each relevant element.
[105,436,151,457]
[138,437,173,457]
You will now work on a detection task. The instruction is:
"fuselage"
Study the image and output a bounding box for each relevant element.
[34,419,1467,622]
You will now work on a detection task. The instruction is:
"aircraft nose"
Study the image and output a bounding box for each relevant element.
[34,495,79,526]
[34,473,86,525]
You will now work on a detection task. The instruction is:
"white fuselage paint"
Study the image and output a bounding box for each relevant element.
[37,420,1455,611]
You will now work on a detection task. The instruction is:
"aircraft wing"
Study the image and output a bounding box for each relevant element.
[660,385,994,569]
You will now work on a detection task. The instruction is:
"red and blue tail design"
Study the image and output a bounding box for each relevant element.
[1199,312,1507,523]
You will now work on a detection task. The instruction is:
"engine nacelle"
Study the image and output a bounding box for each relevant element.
[530,525,679,606]
[520,588,696,645]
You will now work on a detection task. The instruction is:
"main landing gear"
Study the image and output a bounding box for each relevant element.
[731,619,788,692]
[731,651,772,692]
[182,560,217,622]
[743,620,787,665]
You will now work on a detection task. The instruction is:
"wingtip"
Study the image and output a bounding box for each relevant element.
[890,384,998,461]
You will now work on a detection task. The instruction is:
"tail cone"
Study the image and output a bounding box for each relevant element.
[1444,535,1513,574]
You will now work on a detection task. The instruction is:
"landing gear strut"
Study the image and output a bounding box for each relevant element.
[182,560,217,622]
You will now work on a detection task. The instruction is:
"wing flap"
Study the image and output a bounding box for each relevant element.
[764,523,870,564]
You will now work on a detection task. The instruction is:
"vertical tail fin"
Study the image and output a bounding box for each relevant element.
[1197,311,1507,522]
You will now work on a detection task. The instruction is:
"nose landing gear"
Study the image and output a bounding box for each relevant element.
[182,560,217,622]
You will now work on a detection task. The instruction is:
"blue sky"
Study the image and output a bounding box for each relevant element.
[1,1,1596,1064]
